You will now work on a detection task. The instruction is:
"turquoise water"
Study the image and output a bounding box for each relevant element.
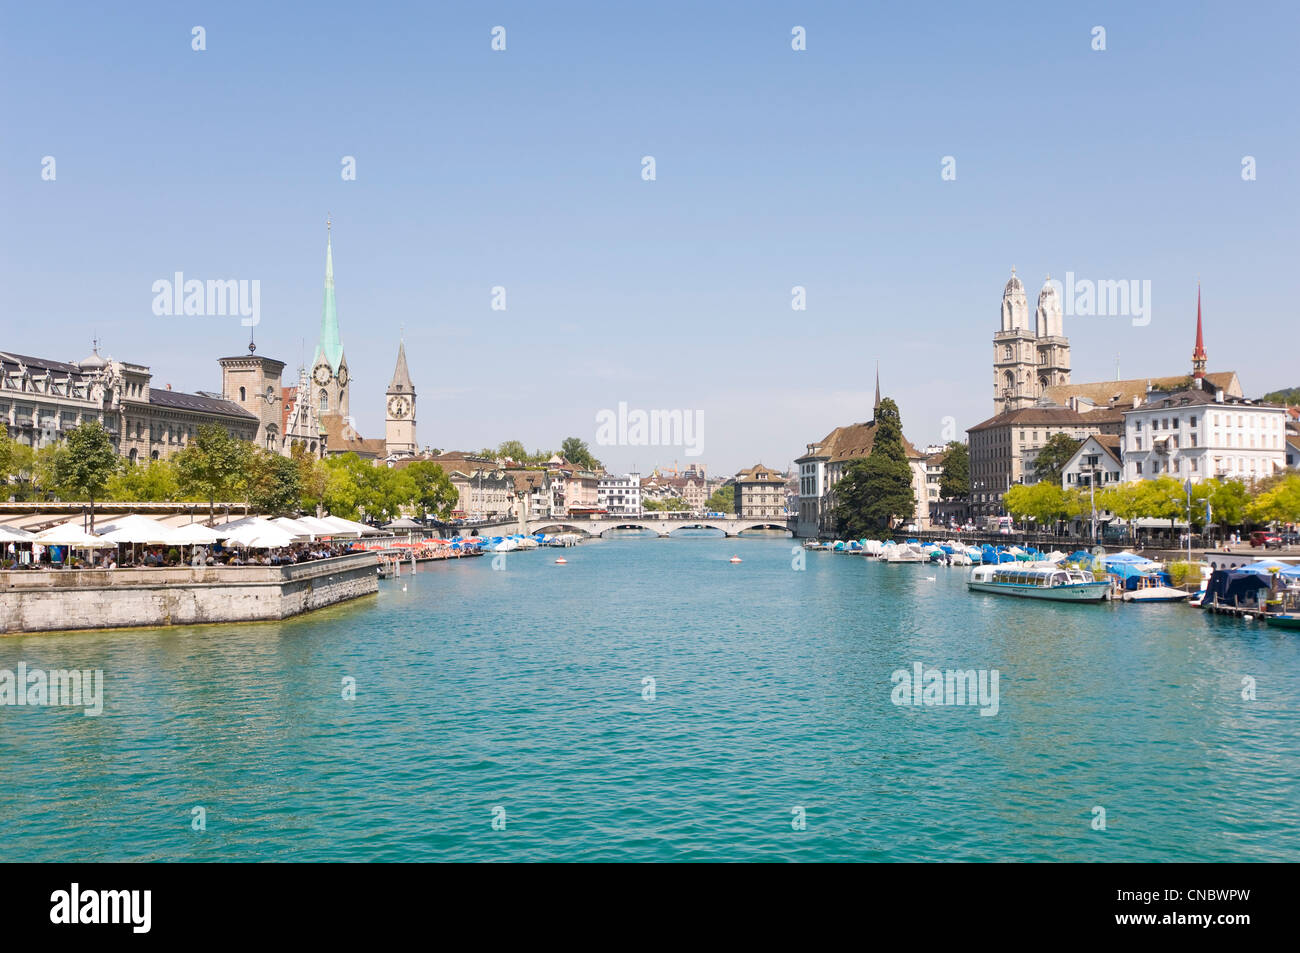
[1,535,1297,862]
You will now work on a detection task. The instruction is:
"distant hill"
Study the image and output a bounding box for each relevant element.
[1260,386,1300,404]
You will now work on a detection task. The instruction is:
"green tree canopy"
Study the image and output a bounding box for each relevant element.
[404,461,459,520]
[52,421,119,531]
[937,441,969,499]
[175,424,250,519]
[560,436,602,471]
[832,398,916,537]
[1032,433,1083,485]
[704,485,734,513]
[242,449,303,516]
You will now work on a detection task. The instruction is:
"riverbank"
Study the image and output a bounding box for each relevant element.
[0,552,379,635]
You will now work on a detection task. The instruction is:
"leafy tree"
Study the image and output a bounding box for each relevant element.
[321,453,416,523]
[1209,479,1251,528]
[1247,473,1300,525]
[1031,433,1083,485]
[496,440,529,463]
[105,459,180,502]
[0,433,14,491]
[704,485,734,513]
[175,424,250,520]
[833,398,915,536]
[52,421,120,531]
[291,443,329,514]
[644,495,688,512]
[1002,482,1069,529]
[242,449,303,516]
[404,461,458,520]
[1259,385,1300,405]
[560,437,602,472]
[937,441,969,499]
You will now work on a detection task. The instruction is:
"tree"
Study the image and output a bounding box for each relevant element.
[705,485,734,513]
[1032,433,1083,486]
[175,424,250,520]
[496,440,529,464]
[644,495,688,512]
[105,458,180,502]
[52,421,119,531]
[291,443,329,514]
[1247,473,1300,525]
[1209,479,1251,529]
[404,461,458,520]
[833,398,915,537]
[242,449,303,516]
[1002,482,1069,530]
[560,437,602,471]
[0,434,14,493]
[937,441,969,499]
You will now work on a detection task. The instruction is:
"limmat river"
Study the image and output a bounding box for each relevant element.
[2,534,1297,862]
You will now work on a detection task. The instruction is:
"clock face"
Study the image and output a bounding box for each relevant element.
[337,366,349,387]
[313,364,331,386]
[388,397,409,419]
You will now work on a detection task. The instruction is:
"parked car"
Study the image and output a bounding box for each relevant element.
[1280,532,1300,547]
[1250,531,1282,549]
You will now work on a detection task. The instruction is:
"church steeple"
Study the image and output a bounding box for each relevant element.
[874,362,881,417]
[389,339,414,392]
[316,218,344,372]
[1192,282,1207,379]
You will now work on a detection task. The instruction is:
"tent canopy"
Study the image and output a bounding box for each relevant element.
[96,514,179,545]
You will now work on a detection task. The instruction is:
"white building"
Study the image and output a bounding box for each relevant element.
[1061,434,1123,490]
[598,473,641,515]
[1120,381,1286,484]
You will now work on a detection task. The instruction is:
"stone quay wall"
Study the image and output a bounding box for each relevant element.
[0,553,379,635]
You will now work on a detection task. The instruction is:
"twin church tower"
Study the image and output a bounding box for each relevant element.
[992,268,1070,414]
[221,222,418,460]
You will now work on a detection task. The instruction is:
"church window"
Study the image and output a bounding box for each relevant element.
[1003,346,1012,361]
[319,390,329,413]
[239,387,246,401]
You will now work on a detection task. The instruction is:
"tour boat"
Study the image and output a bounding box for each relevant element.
[729,556,742,564]
[554,557,567,564]
[967,564,1111,602]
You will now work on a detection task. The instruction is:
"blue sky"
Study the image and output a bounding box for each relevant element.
[2,1,1296,475]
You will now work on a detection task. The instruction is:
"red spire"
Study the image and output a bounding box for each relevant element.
[1192,283,1207,379]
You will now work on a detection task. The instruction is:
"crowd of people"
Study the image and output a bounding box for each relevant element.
[2,542,356,570]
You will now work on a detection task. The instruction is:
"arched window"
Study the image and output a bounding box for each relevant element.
[319,390,329,413]
[239,386,246,401]
[1003,370,1015,394]
[1003,345,1012,361]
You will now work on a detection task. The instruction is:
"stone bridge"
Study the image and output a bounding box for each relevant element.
[464,514,796,539]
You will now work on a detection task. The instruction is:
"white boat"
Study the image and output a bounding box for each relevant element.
[968,563,1111,602]
[1120,577,1190,602]
[883,545,926,563]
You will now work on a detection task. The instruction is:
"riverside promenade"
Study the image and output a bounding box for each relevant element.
[0,552,378,635]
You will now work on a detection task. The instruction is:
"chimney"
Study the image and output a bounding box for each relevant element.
[1215,388,1224,403]
[1132,395,1140,409]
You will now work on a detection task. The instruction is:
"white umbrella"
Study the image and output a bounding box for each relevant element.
[0,525,35,543]
[319,515,379,537]
[169,523,222,545]
[96,514,180,545]
[32,526,116,548]
[224,524,296,548]
[296,516,342,537]
[270,517,317,541]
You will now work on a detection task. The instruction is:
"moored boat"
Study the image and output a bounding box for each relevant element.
[967,563,1111,602]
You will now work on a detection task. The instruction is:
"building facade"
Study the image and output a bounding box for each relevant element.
[598,473,642,515]
[1,346,258,462]
[733,463,786,517]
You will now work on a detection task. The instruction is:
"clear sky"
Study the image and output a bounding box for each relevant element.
[3,1,1296,475]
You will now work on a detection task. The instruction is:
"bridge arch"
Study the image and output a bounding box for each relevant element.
[532,523,594,537]
[736,523,794,536]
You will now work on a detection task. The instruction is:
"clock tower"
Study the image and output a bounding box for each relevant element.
[385,340,417,457]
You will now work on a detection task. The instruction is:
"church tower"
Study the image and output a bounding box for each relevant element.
[992,269,1070,414]
[310,219,350,422]
[385,340,417,457]
[1033,276,1070,394]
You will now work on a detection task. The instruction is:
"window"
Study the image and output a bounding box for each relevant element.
[319,390,329,412]
[1136,462,1143,475]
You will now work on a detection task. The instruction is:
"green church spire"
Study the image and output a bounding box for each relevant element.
[316,218,344,371]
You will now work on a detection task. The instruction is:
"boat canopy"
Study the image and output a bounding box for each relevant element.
[1204,570,1272,606]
